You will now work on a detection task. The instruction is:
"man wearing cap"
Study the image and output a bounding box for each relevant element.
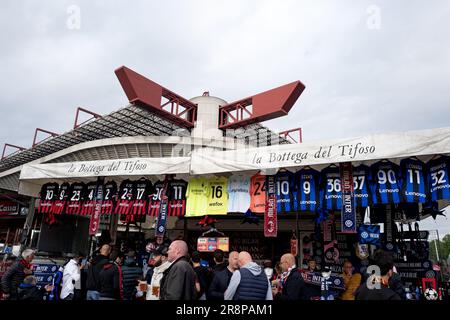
[146,245,171,300]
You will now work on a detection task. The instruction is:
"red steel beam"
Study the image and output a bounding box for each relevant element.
[32,128,59,148]
[279,127,302,143]
[219,80,305,129]
[74,107,102,129]
[115,66,197,128]
[1,143,26,160]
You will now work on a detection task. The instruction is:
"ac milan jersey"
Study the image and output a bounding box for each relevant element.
[295,168,320,212]
[352,165,373,208]
[53,182,70,214]
[66,182,86,215]
[132,179,153,216]
[81,182,97,216]
[115,180,134,215]
[249,173,267,214]
[102,181,117,214]
[149,180,164,217]
[319,166,342,210]
[400,158,428,203]
[38,182,59,214]
[227,175,251,213]
[167,179,188,217]
[371,161,402,204]
[427,156,450,201]
[275,171,297,213]
[185,178,209,217]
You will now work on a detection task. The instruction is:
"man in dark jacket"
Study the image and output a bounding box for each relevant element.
[208,251,238,300]
[273,253,306,300]
[1,249,34,300]
[121,251,142,300]
[191,251,211,300]
[212,249,227,273]
[99,251,124,300]
[86,244,111,300]
[160,240,196,300]
[18,276,53,301]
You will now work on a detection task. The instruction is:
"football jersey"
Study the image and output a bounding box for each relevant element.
[167,179,188,217]
[81,182,98,216]
[38,182,59,214]
[53,182,70,214]
[319,166,342,210]
[102,181,117,214]
[185,178,209,217]
[227,175,251,213]
[295,168,321,212]
[148,180,164,217]
[115,180,134,215]
[352,165,373,208]
[427,156,450,201]
[205,176,228,215]
[275,171,297,213]
[66,182,86,215]
[400,158,428,203]
[132,179,153,216]
[371,161,402,204]
[249,173,267,214]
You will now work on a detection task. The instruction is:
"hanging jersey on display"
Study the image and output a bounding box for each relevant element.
[132,179,153,216]
[66,182,86,215]
[427,156,450,201]
[167,179,188,217]
[320,166,342,210]
[148,180,164,217]
[53,182,70,215]
[38,182,59,214]
[352,165,373,208]
[81,182,98,216]
[185,178,209,217]
[275,171,297,213]
[102,181,117,214]
[205,176,228,215]
[296,168,320,212]
[249,173,267,214]
[400,158,428,203]
[371,161,402,204]
[115,180,134,215]
[227,175,251,213]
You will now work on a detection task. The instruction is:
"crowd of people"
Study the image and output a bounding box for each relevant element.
[0,242,434,301]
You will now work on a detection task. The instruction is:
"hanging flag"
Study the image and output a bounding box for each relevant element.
[155,176,171,238]
[89,177,104,236]
[339,162,356,233]
[264,175,277,237]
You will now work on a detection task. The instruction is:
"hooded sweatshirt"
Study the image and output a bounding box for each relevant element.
[146,261,171,300]
[224,262,273,300]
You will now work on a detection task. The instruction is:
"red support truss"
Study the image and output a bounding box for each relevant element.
[1,143,26,160]
[74,107,102,129]
[219,80,305,129]
[115,66,197,128]
[279,127,303,143]
[32,128,59,148]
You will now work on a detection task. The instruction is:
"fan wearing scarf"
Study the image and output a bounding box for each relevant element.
[272,253,306,300]
[1,249,35,300]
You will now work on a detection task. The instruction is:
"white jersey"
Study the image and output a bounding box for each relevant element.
[227,175,251,213]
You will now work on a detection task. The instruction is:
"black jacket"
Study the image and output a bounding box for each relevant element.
[213,263,227,274]
[274,269,306,300]
[355,282,401,300]
[98,262,123,300]
[1,260,30,300]
[121,260,142,300]
[160,257,196,300]
[17,283,46,301]
[193,265,211,298]
[86,254,109,291]
[207,267,233,300]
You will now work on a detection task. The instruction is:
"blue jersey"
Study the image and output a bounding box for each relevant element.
[319,166,342,210]
[275,171,297,213]
[295,168,321,212]
[371,161,402,204]
[352,165,373,208]
[400,158,428,203]
[427,156,450,201]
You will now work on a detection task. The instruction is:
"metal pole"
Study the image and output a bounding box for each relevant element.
[435,229,444,281]
[20,197,36,255]
[434,230,440,262]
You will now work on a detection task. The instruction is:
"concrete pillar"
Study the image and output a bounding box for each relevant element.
[189,95,227,141]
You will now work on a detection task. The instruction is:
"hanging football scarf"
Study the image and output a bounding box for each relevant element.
[264,175,277,237]
[155,176,171,238]
[339,162,356,233]
[89,177,104,236]
[383,204,396,252]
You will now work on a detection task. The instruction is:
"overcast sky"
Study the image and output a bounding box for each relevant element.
[0,1,449,236]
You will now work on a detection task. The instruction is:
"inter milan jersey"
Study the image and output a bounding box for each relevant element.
[371,161,402,204]
[227,175,251,213]
[352,165,373,208]
[167,179,188,217]
[205,176,228,215]
[249,173,267,214]
[115,180,134,215]
[427,156,450,201]
[102,181,117,214]
[38,182,59,214]
[149,180,165,217]
[400,158,428,203]
[53,182,70,214]
[319,166,342,210]
[81,182,98,216]
[275,171,297,213]
[295,168,321,212]
[131,179,153,216]
[66,182,86,215]
[185,178,209,217]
